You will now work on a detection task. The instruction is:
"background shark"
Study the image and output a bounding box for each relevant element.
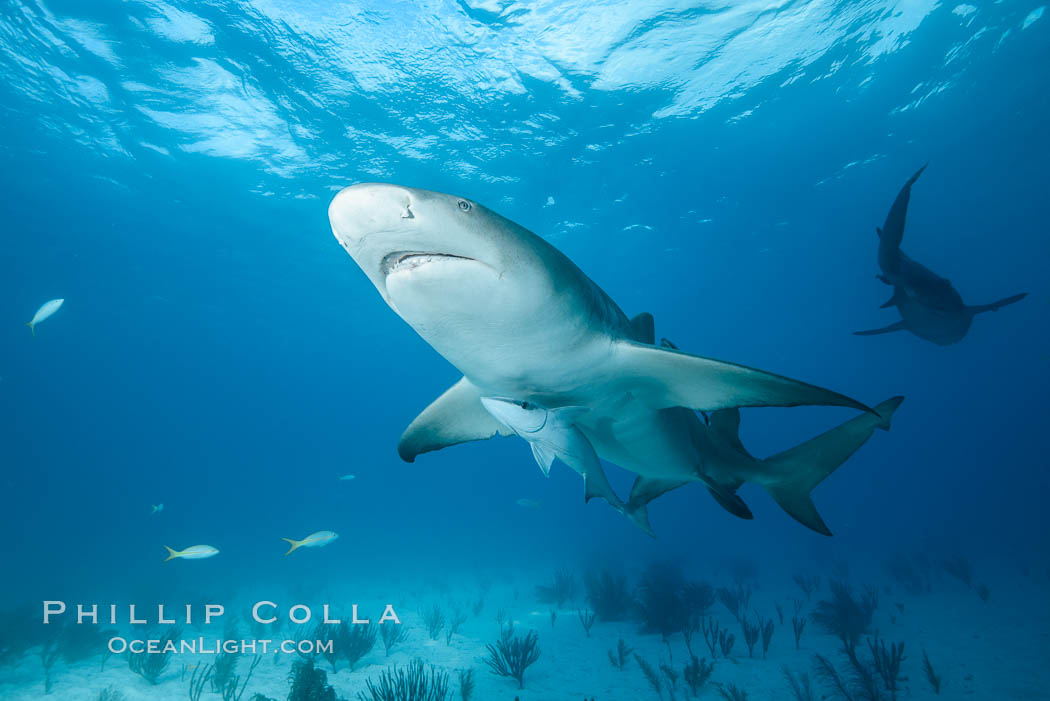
[856,165,1027,345]
[329,183,902,535]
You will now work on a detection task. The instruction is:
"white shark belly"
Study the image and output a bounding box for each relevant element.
[580,401,703,482]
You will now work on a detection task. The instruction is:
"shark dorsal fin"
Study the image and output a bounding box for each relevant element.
[531,443,556,477]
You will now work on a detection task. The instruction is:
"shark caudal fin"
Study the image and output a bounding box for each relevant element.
[163,546,179,562]
[968,292,1027,315]
[282,538,303,556]
[761,396,904,536]
[26,322,34,337]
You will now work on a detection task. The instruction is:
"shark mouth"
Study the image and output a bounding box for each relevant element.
[381,251,474,276]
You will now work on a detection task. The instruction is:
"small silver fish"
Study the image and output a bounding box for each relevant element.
[151,503,164,514]
[26,298,64,336]
[164,544,219,561]
[282,530,339,556]
[516,498,541,509]
[338,474,356,481]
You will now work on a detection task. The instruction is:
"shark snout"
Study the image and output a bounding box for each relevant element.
[329,183,417,250]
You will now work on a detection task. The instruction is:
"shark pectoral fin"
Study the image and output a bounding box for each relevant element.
[853,321,907,336]
[398,377,512,462]
[762,396,904,536]
[968,292,1026,315]
[530,443,555,477]
[629,312,655,344]
[614,341,871,413]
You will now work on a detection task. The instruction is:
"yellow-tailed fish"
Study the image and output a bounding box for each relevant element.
[281,530,339,556]
[164,544,219,562]
[26,298,64,336]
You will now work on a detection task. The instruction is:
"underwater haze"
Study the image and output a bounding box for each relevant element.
[1,1,1048,700]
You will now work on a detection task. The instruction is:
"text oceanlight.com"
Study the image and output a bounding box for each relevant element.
[108,637,337,656]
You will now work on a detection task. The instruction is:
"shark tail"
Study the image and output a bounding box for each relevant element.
[761,396,904,536]
[282,538,302,556]
[26,322,34,337]
[163,546,179,562]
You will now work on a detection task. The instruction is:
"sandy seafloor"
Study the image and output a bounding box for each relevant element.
[2,566,1048,701]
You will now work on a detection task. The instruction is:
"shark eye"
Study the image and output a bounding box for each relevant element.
[457,200,472,212]
[520,401,530,409]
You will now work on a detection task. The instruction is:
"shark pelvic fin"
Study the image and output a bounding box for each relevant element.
[879,289,904,308]
[761,396,904,536]
[625,476,689,537]
[629,312,655,344]
[853,320,907,336]
[530,442,555,477]
[398,377,513,462]
[613,340,871,414]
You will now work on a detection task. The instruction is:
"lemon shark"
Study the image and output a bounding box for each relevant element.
[855,165,1026,345]
[329,184,902,535]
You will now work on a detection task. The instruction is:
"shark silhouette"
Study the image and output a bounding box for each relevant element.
[855,165,1026,345]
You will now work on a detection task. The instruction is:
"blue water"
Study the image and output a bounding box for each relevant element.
[1,1,1048,700]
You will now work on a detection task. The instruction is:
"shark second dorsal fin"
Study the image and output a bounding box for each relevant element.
[629,312,655,344]
[398,377,513,462]
[613,341,871,414]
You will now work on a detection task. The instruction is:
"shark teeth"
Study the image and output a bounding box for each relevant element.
[381,251,473,276]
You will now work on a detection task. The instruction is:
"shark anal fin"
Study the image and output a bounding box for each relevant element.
[762,396,904,536]
[853,321,907,336]
[614,341,871,414]
[629,312,655,344]
[398,377,512,462]
[530,443,555,477]
[968,292,1026,315]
